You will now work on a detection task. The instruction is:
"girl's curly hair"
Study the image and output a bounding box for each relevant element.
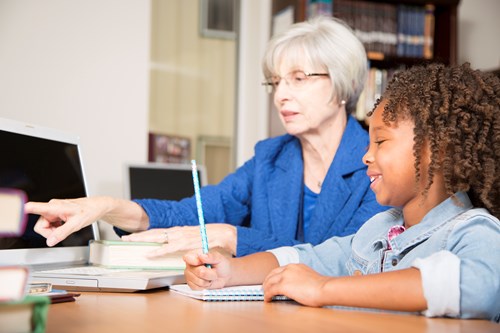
[369,63,500,218]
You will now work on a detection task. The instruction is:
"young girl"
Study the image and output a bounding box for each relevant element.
[183,63,500,321]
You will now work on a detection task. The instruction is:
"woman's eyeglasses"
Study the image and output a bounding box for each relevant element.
[261,70,329,94]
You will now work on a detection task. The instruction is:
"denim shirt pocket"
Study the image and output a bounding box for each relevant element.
[346,249,380,275]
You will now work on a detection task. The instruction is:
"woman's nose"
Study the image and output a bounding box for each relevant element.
[273,81,292,103]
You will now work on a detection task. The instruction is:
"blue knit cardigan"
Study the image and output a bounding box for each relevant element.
[126,116,387,256]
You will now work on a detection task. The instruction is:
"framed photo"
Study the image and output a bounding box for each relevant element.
[199,0,236,39]
[148,133,191,164]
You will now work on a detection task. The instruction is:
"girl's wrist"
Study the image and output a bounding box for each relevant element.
[317,277,337,307]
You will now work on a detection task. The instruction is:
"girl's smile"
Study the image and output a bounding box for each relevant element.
[368,174,382,190]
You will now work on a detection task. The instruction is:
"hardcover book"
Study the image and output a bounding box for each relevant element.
[0,189,27,237]
[89,240,186,270]
[0,295,50,333]
[0,267,29,302]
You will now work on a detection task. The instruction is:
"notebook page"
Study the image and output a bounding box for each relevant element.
[170,284,290,302]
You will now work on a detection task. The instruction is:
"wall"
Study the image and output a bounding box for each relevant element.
[0,0,150,239]
[458,0,500,71]
[0,0,150,199]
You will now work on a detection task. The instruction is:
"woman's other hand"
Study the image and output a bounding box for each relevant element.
[122,223,237,256]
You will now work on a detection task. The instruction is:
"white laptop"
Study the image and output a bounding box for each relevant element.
[0,117,185,292]
[124,162,207,201]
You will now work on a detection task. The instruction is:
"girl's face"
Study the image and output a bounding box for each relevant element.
[272,60,342,137]
[363,101,422,208]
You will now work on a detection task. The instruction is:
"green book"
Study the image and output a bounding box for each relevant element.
[0,295,50,333]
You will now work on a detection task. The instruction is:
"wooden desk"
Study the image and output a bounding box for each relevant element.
[46,289,498,333]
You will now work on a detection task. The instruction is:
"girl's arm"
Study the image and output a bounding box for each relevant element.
[185,249,427,312]
[263,264,426,312]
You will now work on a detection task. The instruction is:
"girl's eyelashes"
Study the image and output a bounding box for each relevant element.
[374,139,386,146]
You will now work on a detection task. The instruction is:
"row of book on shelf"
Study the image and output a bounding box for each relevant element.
[306,0,436,60]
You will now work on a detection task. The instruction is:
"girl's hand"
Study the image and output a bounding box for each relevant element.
[262,263,330,307]
[183,251,232,290]
[122,224,237,256]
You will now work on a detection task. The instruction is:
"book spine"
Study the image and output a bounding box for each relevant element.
[397,5,406,57]
[423,4,435,59]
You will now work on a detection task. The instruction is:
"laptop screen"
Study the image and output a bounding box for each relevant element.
[125,163,207,201]
[0,118,97,265]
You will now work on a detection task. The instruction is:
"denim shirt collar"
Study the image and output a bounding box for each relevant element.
[372,192,473,254]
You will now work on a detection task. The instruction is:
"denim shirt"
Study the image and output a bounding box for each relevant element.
[269,192,500,321]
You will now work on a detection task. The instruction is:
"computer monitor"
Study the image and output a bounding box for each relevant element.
[0,117,99,266]
[124,162,208,201]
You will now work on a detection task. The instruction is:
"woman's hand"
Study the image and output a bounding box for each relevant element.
[25,196,148,247]
[121,223,237,256]
[25,197,107,247]
[183,251,233,290]
[262,263,330,306]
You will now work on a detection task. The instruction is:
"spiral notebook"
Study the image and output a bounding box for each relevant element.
[170,284,290,302]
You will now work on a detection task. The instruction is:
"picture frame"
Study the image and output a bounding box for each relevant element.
[148,133,191,164]
[199,0,236,39]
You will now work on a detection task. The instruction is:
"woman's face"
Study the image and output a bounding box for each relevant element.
[272,59,342,137]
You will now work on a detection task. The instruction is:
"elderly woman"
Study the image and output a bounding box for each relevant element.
[25,17,386,257]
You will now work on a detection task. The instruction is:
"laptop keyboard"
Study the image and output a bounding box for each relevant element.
[37,266,133,276]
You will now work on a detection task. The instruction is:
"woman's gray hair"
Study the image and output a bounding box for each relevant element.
[262,16,367,114]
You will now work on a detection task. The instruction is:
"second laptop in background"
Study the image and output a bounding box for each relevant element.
[124,162,207,201]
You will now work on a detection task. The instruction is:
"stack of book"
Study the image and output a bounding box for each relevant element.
[0,189,50,333]
[0,267,50,333]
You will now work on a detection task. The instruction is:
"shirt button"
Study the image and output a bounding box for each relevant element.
[353,270,362,276]
[391,259,398,266]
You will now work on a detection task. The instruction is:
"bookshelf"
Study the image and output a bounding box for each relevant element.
[270,0,461,122]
